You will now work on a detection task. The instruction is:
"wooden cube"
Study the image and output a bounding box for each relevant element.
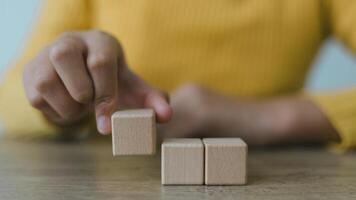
[161,138,204,185]
[203,138,247,185]
[112,109,156,155]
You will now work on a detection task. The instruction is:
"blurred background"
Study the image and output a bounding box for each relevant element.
[1,0,356,91]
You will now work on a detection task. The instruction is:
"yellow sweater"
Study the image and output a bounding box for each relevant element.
[1,0,356,148]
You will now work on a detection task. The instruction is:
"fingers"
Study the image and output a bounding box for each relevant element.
[23,48,86,124]
[144,91,172,123]
[24,30,172,135]
[50,31,119,134]
[81,31,119,134]
[50,34,94,103]
[23,77,61,121]
[38,74,85,121]
[117,68,173,124]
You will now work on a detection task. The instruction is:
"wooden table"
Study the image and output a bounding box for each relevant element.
[0,139,355,200]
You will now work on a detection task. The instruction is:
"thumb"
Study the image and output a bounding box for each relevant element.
[95,94,118,135]
[144,91,173,123]
[119,68,173,123]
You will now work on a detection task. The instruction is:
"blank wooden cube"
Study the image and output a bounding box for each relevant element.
[112,109,156,155]
[203,138,247,185]
[162,138,204,185]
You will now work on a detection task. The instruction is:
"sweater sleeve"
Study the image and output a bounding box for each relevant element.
[0,0,91,138]
[309,0,356,149]
[324,0,356,54]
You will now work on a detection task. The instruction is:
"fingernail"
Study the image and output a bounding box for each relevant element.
[97,115,110,134]
[154,97,173,122]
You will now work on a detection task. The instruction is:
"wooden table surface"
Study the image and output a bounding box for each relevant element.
[0,139,355,200]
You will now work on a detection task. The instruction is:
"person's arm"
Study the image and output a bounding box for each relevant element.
[209,93,340,145]
[161,0,356,148]
[308,0,356,149]
[160,84,339,146]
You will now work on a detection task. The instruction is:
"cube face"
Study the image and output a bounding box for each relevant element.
[203,138,247,185]
[162,138,204,185]
[112,109,156,155]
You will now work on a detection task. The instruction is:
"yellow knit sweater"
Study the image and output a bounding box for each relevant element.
[1,0,356,148]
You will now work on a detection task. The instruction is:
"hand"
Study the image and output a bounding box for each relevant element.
[159,84,277,143]
[159,84,339,146]
[23,30,172,134]
[158,84,212,139]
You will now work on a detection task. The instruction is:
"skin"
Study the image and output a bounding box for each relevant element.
[23,30,172,134]
[23,30,340,145]
[160,84,340,146]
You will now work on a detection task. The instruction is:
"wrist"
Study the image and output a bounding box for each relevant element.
[264,97,341,144]
[204,96,299,145]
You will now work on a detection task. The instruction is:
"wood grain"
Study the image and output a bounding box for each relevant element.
[1,139,356,200]
[203,138,247,185]
[161,138,204,185]
[112,109,156,155]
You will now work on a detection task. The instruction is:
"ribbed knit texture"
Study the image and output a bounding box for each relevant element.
[1,0,356,148]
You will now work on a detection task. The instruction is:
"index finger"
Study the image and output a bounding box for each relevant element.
[81,31,121,134]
